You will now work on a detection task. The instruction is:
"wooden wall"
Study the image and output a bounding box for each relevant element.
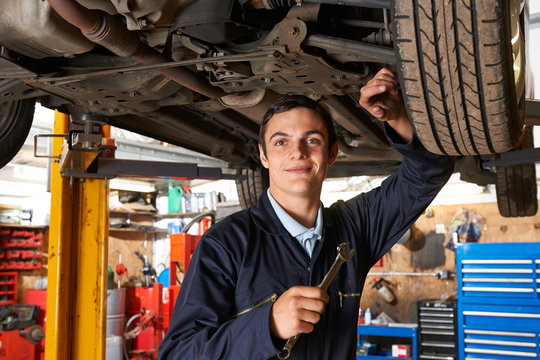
[359,200,540,323]
[108,213,163,288]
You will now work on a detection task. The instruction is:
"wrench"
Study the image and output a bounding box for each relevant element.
[277,242,355,359]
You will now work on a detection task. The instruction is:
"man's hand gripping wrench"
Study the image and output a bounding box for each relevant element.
[277,242,355,359]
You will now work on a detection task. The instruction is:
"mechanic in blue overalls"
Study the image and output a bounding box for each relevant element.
[158,68,455,359]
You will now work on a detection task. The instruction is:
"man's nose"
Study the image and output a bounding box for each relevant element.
[290,141,307,159]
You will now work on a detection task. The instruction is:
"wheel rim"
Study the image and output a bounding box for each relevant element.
[510,0,526,104]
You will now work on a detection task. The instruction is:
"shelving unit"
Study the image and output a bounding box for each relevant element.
[110,210,204,219]
[0,225,47,271]
[0,224,48,229]
[109,210,207,233]
[109,228,167,233]
[357,324,417,360]
[0,272,17,304]
[153,212,205,219]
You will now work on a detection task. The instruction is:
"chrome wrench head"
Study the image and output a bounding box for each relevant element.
[336,242,355,261]
[318,242,354,292]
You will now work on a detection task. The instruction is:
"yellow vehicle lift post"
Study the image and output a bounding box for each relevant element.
[40,107,244,359]
[45,110,109,360]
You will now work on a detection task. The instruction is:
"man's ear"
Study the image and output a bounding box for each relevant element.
[259,144,269,169]
[328,142,339,166]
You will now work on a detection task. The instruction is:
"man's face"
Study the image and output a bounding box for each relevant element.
[259,107,338,200]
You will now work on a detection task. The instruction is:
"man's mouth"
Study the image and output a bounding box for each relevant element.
[286,166,312,174]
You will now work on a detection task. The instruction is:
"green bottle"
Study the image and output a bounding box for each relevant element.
[108,265,114,289]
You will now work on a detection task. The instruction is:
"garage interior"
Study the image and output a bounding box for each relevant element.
[1,2,540,360]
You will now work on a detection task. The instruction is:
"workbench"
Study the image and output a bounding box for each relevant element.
[357,324,417,359]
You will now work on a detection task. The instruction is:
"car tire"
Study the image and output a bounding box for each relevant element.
[0,99,36,169]
[235,167,269,209]
[496,164,538,217]
[394,0,525,156]
[496,127,538,217]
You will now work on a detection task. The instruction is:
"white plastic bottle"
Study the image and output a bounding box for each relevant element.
[365,308,372,325]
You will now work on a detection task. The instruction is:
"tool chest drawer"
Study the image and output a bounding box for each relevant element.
[460,303,540,359]
[456,242,540,307]
[417,301,457,360]
[456,242,540,359]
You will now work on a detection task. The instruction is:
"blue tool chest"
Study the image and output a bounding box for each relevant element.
[456,242,540,359]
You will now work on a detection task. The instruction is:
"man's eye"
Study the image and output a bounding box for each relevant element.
[275,140,285,146]
[307,138,321,145]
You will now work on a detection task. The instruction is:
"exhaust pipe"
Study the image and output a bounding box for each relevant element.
[338,140,402,162]
[47,0,225,98]
[247,0,390,9]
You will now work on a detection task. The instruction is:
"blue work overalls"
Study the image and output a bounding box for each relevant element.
[159,127,455,359]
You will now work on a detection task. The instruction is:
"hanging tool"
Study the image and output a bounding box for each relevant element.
[124,310,157,340]
[116,263,128,288]
[277,242,355,359]
[371,278,396,304]
[367,270,452,279]
[110,249,128,288]
[134,251,157,287]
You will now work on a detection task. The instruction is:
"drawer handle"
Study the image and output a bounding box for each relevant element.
[419,306,454,311]
[421,319,454,324]
[462,286,534,293]
[419,355,454,360]
[462,259,532,264]
[464,277,533,283]
[420,324,454,330]
[421,341,455,348]
[421,330,455,336]
[465,338,536,348]
[464,329,536,338]
[465,347,537,358]
[462,268,532,273]
[463,311,540,319]
[419,312,454,318]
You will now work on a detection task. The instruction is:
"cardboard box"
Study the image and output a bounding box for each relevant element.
[392,344,411,358]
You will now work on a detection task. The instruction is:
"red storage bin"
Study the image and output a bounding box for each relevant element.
[0,272,17,304]
[24,289,47,360]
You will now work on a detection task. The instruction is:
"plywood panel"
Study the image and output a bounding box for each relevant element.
[108,229,161,288]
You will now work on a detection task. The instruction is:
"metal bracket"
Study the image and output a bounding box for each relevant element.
[34,134,67,159]
[68,130,102,152]
[482,147,540,168]
[480,99,540,168]
[61,158,247,181]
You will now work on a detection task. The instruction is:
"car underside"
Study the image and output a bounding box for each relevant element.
[0,0,536,216]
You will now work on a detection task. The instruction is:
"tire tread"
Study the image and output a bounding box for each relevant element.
[394,0,523,156]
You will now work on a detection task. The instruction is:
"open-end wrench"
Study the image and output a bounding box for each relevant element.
[277,242,355,359]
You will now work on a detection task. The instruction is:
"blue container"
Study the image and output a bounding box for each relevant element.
[158,268,170,287]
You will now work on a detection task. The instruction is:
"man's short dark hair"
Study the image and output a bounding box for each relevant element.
[259,95,337,156]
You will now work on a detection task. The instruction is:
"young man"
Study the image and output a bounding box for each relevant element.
[158,68,454,359]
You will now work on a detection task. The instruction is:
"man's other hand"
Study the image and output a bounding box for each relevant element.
[359,68,413,143]
[269,286,329,339]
